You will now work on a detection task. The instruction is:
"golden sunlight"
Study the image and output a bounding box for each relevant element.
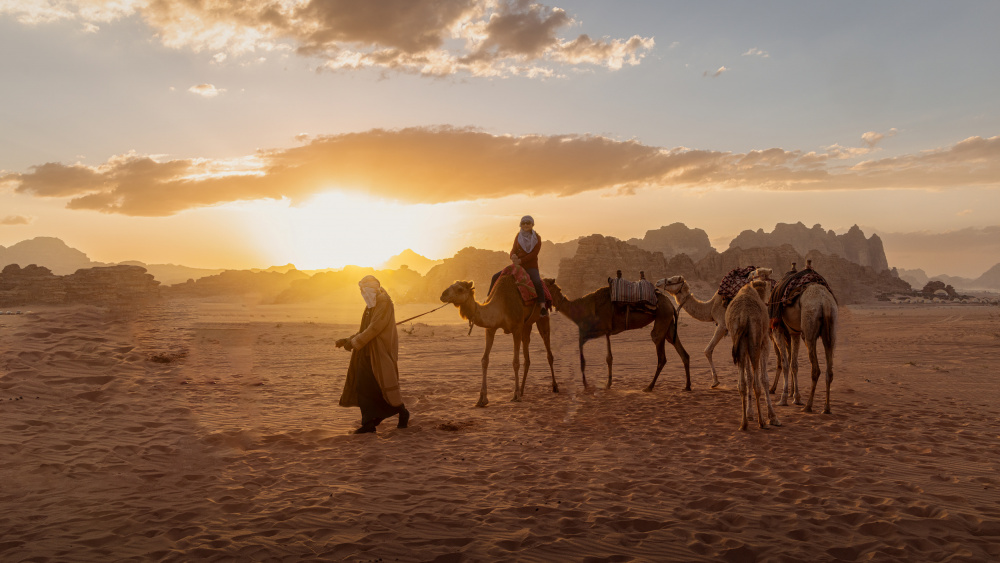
[241,192,459,270]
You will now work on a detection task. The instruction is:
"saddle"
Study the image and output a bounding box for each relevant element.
[608,275,658,310]
[717,265,758,307]
[768,266,836,323]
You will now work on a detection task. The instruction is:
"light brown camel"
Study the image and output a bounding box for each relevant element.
[543,279,690,391]
[657,275,730,388]
[440,275,556,407]
[726,280,781,430]
[769,282,838,414]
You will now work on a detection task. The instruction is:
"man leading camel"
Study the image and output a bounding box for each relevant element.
[336,275,410,434]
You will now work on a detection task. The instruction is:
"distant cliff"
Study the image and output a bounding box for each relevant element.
[380,249,444,276]
[165,269,308,301]
[0,237,103,275]
[274,265,422,304]
[728,223,889,272]
[556,235,669,298]
[627,223,715,261]
[0,264,160,307]
[403,247,510,303]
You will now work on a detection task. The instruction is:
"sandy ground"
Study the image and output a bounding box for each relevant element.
[1,297,999,562]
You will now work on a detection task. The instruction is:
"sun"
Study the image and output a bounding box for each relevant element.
[240,191,456,270]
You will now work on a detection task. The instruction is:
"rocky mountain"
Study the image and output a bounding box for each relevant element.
[896,263,1000,291]
[538,238,580,278]
[974,263,1000,289]
[381,249,443,275]
[627,223,714,262]
[164,269,309,301]
[556,234,670,298]
[275,265,422,304]
[119,261,225,285]
[0,237,106,275]
[728,223,889,272]
[0,264,160,307]
[403,247,510,303]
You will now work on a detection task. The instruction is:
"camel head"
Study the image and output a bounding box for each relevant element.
[656,275,687,295]
[542,278,564,307]
[749,280,769,301]
[751,267,772,281]
[440,280,475,306]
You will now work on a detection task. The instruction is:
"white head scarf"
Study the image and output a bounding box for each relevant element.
[359,275,380,309]
[517,215,538,253]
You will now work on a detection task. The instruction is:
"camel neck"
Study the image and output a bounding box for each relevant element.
[459,295,503,328]
[677,285,717,322]
[553,293,587,324]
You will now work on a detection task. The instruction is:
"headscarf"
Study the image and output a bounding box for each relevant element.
[517,215,538,253]
[359,275,380,309]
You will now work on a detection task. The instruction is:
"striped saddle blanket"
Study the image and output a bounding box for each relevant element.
[608,277,658,307]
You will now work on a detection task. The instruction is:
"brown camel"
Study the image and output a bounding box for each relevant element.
[726,280,781,430]
[769,282,838,414]
[440,275,556,407]
[543,279,690,391]
[657,275,730,388]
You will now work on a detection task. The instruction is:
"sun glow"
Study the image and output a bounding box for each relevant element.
[241,191,460,270]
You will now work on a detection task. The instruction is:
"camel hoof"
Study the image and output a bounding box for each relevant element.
[711,382,720,389]
[642,385,653,393]
[683,385,692,392]
[475,400,488,408]
[739,424,748,431]
[823,408,832,415]
[803,406,813,413]
[770,419,782,427]
[552,384,559,393]
[778,399,788,407]
[511,395,521,402]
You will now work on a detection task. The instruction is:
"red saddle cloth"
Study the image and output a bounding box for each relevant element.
[499,264,552,305]
[608,277,658,307]
[717,266,758,300]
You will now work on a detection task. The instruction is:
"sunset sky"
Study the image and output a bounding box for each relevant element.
[2,1,998,277]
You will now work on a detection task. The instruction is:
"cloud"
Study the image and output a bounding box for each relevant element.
[2,0,654,78]
[4,128,999,217]
[861,127,898,148]
[741,47,769,58]
[1,215,32,225]
[188,83,225,97]
[703,66,727,78]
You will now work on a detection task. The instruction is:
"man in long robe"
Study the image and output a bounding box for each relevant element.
[336,275,410,434]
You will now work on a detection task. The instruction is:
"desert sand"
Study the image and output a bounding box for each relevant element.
[1,298,999,562]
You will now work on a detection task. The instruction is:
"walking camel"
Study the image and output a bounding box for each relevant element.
[769,280,838,414]
[543,279,691,392]
[726,280,781,430]
[656,275,731,388]
[440,275,556,407]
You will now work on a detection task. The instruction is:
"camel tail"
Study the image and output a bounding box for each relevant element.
[820,303,838,351]
[731,324,748,368]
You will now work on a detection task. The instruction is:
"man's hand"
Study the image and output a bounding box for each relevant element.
[335,338,353,351]
[511,254,522,266]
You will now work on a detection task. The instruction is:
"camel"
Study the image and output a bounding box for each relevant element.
[656,275,731,388]
[440,275,556,407]
[543,279,690,392]
[769,281,838,414]
[726,280,781,430]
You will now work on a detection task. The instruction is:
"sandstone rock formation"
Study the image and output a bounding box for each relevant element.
[728,223,889,272]
[0,264,159,307]
[627,223,714,262]
[0,237,104,275]
[381,249,444,276]
[555,235,669,298]
[538,239,580,278]
[165,269,308,301]
[274,265,422,303]
[403,247,510,303]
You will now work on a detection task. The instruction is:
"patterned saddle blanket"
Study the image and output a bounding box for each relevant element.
[718,266,759,300]
[499,264,552,305]
[768,269,836,321]
[608,277,658,308]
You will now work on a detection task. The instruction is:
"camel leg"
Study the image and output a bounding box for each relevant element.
[804,336,821,413]
[790,333,803,405]
[537,316,558,393]
[519,326,532,397]
[821,329,835,415]
[738,363,749,431]
[753,365,765,429]
[705,324,728,388]
[670,327,691,392]
[644,336,667,393]
[511,330,522,402]
[579,337,589,390]
[758,344,780,427]
[605,334,613,389]
[477,328,497,407]
[773,330,792,406]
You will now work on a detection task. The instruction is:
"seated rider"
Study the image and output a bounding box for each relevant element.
[490,215,547,316]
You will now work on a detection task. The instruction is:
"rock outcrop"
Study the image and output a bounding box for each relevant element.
[380,249,443,276]
[403,247,510,303]
[627,223,714,261]
[274,265,422,303]
[728,223,889,272]
[538,239,580,278]
[555,235,669,298]
[0,237,105,275]
[165,269,308,300]
[0,264,159,307]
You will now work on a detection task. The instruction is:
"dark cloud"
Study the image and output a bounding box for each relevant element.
[4,128,998,217]
[1,215,33,225]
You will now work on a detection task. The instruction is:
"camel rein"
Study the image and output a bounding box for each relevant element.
[395,303,448,325]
